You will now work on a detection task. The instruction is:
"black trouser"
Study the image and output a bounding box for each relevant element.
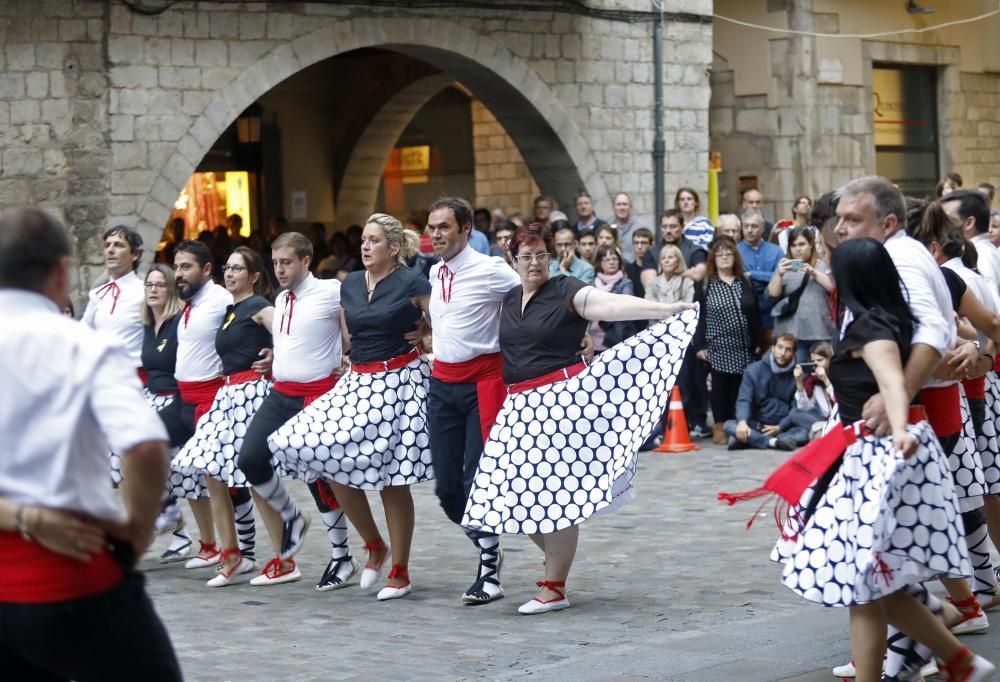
[236,389,334,512]
[678,347,709,429]
[0,571,181,682]
[428,379,485,525]
[157,395,197,449]
[709,369,743,425]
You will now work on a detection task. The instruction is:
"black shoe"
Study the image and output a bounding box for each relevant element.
[315,556,359,592]
[462,548,504,605]
[278,510,310,560]
[727,436,747,451]
[774,436,798,451]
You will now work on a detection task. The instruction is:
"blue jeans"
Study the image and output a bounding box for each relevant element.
[723,419,809,449]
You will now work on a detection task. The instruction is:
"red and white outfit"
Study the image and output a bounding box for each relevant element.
[82,269,145,367]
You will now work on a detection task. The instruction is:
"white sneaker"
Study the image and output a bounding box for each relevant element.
[359,545,391,592]
[377,583,413,601]
[184,542,221,569]
[831,661,856,678]
[518,595,570,614]
[951,610,990,635]
[206,555,257,588]
[249,558,302,586]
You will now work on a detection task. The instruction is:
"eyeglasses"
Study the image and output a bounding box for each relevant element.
[144,282,168,290]
[222,264,247,273]
[515,253,551,264]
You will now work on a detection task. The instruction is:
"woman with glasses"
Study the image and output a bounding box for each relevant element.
[693,236,761,445]
[591,244,637,352]
[269,213,433,600]
[173,247,274,587]
[135,264,207,563]
[462,223,698,614]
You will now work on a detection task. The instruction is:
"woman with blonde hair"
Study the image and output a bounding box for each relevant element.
[646,244,694,314]
[269,212,434,600]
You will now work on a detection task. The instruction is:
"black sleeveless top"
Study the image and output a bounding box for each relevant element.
[142,314,179,394]
[214,295,273,375]
[341,267,431,364]
[829,308,912,425]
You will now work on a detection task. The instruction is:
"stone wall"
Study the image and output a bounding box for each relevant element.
[953,71,1000,190]
[471,100,540,218]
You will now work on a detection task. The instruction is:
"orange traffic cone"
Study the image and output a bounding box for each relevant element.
[654,385,699,453]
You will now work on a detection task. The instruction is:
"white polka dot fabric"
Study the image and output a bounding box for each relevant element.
[771,420,971,607]
[462,309,698,536]
[979,372,1000,495]
[111,388,177,487]
[952,385,987,512]
[172,377,272,487]
[268,356,433,490]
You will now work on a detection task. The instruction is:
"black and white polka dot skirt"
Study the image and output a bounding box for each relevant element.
[110,389,180,486]
[172,377,272,487]
[267,356,433,489]
[770,420,971,607]
[979,372,1000,495]
[462,310,698,536]
[952,384,987,511]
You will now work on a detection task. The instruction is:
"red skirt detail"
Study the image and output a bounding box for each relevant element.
[352,348,421,374]
[508,362,586,395]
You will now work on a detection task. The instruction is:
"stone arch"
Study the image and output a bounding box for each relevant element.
[137,16,609,242]
[335,73,455,229]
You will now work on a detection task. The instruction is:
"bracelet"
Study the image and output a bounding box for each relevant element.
[14,505,32,542]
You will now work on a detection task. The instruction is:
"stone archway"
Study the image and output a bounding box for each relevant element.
[335,73,455,228]
[135,16,609,246]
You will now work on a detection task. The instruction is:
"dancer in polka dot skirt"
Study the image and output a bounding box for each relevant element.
[769,238,993,681]
[269,214,432,601]
[461,223,698,615]
[174,247,274,587]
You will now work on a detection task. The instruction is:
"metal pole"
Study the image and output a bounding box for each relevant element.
[652,1,665,244]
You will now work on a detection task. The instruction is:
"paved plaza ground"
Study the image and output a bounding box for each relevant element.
[141,443,1000,681]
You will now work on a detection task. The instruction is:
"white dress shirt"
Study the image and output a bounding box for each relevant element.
[883,230,956,358]
[272,273,342,383]
[971,234,1000,294]
[943,257,1000,348]
[81,270,145,366]
[0,289,167,522]
[429,245,521,363]
[175,280,232,382]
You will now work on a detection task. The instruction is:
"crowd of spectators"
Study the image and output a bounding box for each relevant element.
[156,175,1000,451]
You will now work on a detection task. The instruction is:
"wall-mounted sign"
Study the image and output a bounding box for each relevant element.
[400,145,430,184]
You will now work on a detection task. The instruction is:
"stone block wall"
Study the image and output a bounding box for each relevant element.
[953,71,1000,189]
[471,100,540,218]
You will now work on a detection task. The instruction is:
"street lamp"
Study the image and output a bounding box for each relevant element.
[236,104,262,144]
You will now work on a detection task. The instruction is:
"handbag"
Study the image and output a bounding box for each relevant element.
[771,273,810,319]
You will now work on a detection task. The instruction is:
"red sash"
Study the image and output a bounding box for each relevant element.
[137,367,149,387]
[963,376,987,401]
[352,348,420,374]
[177,377,225,424]
[917,384,961,437]
[273,374,338,407]
[225,369,269,386]
[509,362,585,395]
[0,532,123,604]
[433,353,505,442]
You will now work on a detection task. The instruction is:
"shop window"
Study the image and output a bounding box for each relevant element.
[873,65,939,197]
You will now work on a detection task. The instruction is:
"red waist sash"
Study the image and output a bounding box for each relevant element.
[273,374,338,407]
[963,376,987,401]
[177,376,225,424]
[225,369,269,386]
[433,353,505,442]
[137,367,149,387]
[352,348,420,374]
[0,532,123,604]
[917,384,961,437]
[509,362,586,395]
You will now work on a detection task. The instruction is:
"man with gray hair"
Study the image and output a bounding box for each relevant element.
[737,208,782,348]
[716,213,742,243]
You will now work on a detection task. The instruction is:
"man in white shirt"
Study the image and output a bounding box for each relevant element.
[237,232,357,590]
[942,190,1000,294]
[82,225,146,367]
[426,197,523,604]
[0,208,180,680]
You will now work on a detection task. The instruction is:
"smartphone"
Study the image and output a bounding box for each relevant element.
[798,362,816,368]
[786,259,804,271]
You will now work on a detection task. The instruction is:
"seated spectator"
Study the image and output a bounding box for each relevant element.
[591,245,636,350]
[646,244,694,306]
[724,333,808,451]
[675,187,715,249]
[693,236,761,444]
[624,227,657,298]
[789,341,836,441]
[766,226,835,366]
[491,221,515,266]
[578,228,597,264]
[550,226,595,284]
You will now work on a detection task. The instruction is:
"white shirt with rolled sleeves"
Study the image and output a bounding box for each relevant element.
[0,289,168,523]
[272,273,342,383]
[943,256,1000,349]
[175,280,232,382]
[971,234,1000,295]
[81,270,145,367]
[428,245,521,363]
[883,230,957,388]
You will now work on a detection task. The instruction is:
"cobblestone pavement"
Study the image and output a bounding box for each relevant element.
[141,443,1000,681]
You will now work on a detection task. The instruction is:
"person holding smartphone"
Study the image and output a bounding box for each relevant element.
[767,226,835,367]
